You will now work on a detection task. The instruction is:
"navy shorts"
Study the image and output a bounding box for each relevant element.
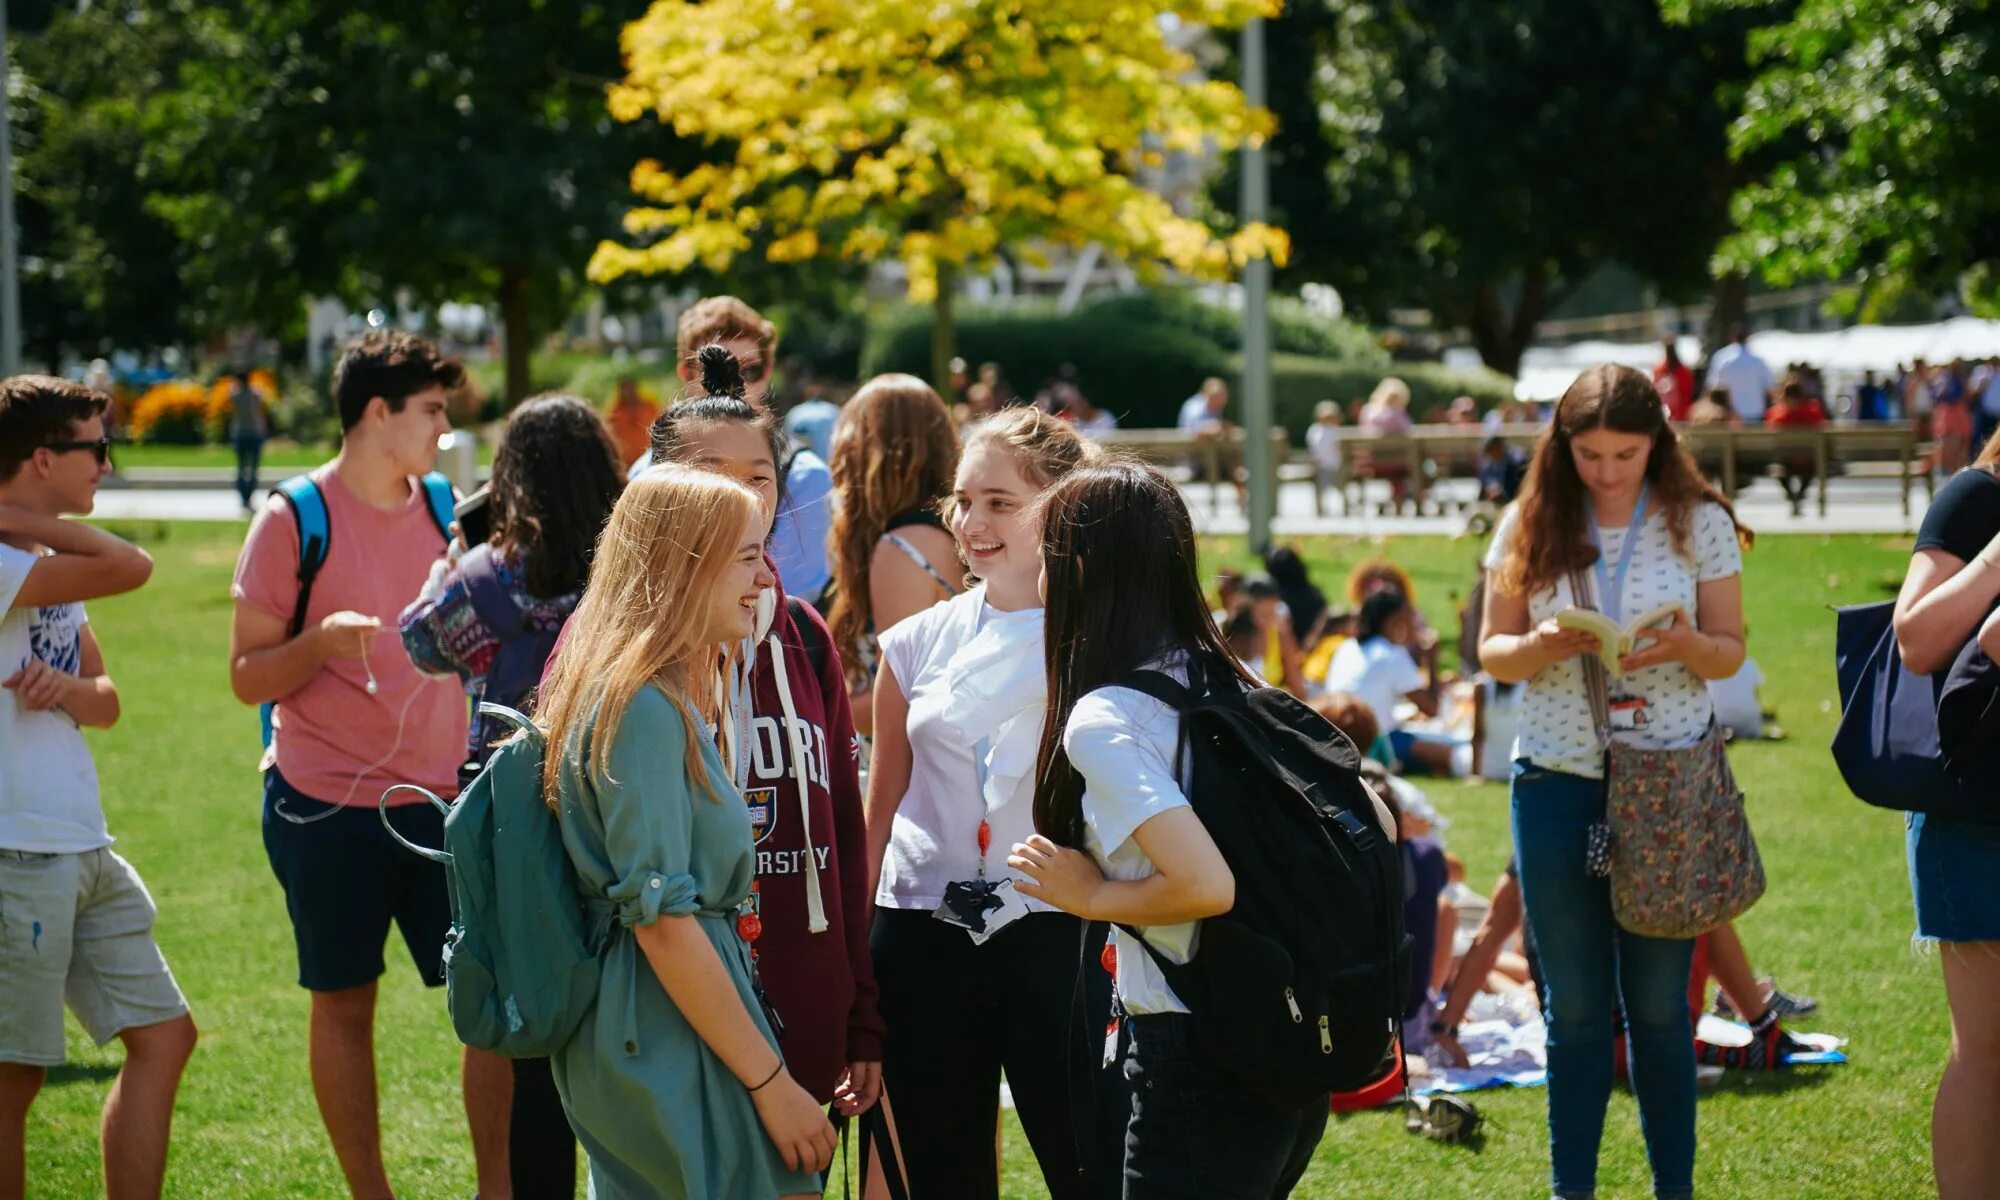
[1909,810,2000,943]
[261,768,451,992]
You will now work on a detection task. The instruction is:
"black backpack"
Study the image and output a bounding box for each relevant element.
[1102,656,1411,1101]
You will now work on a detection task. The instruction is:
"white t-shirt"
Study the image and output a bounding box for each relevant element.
[1708,658,1765,739]
[1065,658,1199,1016]
[0,543,108,853]
[1482,500,1743,779]
[1307,422,1343,470]
[876,588,1050,912]
[1323,637,1424,734]
[1705,344,1773,421]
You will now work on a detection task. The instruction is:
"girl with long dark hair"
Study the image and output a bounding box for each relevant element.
[1479,364,1748,1200]
[401,392,623,1198]
[863,408,1105,1198]
[1011,462,1328,1198]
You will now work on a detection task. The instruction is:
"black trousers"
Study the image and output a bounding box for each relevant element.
[871,908,1120,1200]
[1120,1014,1326,1199]
[509,1055,576,1199]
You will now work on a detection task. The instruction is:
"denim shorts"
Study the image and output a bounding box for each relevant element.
[0,847,190,1066]
[1908,810,2000,943]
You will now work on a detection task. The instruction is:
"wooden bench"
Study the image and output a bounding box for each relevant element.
[1097,422,1930,520]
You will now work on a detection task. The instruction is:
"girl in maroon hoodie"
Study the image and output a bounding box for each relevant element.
[647,347,886,1118]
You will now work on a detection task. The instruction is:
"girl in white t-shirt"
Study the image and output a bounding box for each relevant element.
[1323,587,1452,773]
[1010,461,1328,1199]
[1478,364,1747,1200]
[862,408,1103,1199]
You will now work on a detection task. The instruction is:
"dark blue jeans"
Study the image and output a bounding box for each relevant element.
[1512,761,1696,1200]
[234,435,264,508]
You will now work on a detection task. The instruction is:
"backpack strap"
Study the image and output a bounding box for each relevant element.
[785,595,829,679]
[272,474,331,639]
[418,471,457,543]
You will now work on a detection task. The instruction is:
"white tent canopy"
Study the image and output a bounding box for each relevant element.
[1514,318,2000,401]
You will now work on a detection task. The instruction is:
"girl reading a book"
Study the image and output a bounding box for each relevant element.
[1477,363,1749,1200]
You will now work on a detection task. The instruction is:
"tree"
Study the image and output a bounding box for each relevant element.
[1672,0,2000,318]
[589,0,1289,390]
[138,0,672,402]
[1260,0,1774,376]
[12,2,201,365]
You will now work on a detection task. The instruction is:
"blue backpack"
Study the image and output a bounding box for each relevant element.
[383,704,600,1057]
[258,472,456,748]
[1830,599,1992,821]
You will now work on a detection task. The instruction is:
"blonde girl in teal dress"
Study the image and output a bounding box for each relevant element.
[535,465,835,1199]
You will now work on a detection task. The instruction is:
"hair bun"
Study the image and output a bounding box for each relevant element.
[696,343,745,398]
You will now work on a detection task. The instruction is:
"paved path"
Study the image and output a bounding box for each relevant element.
[93,474,1930,536]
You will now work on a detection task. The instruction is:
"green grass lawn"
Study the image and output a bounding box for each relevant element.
[32,523,1937,1198]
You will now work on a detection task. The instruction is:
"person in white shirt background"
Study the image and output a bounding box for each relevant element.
[1325,587,1455,775]
[1012,460,1328,1199]
[1306,401,1344,513]
[0,376,194,1200]
[1704,323,1774,424]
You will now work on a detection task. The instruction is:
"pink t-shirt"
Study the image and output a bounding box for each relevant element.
[232,469,468,805]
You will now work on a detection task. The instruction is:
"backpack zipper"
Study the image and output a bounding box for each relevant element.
[1319,1014,1332,1054]
[1285,987,1302,1022]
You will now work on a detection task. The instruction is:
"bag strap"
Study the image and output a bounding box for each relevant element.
[273,474,330,639]
[785,595,829,679]
[418,471,457,543]
[1066,918,1107,1197]
[1567,564,1615,750]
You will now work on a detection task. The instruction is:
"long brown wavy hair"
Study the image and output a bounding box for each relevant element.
[1493,364,1752,599]
[824,374,960,676]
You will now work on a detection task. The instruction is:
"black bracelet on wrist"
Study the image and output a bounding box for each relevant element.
[748,1061,784,1093]
[1427,1019,1458,1038]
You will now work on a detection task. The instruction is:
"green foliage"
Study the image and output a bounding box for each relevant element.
[862,289,1406,430]
[1252,1,1770,374]
[862,298,1233,427]
[1673,0,2000,304]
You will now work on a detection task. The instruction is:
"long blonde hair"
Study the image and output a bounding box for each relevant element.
[537,466,764,806]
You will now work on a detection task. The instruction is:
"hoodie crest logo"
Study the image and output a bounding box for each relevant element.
[745,786,778,844]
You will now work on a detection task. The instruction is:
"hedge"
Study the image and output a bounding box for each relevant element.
[1258,354,1518,439]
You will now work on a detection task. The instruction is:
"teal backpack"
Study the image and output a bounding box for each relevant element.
[382,704,600,1057]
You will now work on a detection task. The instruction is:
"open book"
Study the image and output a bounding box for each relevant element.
[1555,602,1684,677]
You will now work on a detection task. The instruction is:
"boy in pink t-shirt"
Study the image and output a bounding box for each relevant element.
[228,332,505,1199]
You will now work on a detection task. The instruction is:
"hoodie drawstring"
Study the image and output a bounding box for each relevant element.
[766,631,829,933]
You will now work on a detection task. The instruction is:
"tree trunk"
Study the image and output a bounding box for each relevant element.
[930,261,956,399]
[1704,272,1748,369]
[499,264,532,409]
[1462,265,1554,382]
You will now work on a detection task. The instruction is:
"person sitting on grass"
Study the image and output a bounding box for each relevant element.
[0,375,195,1200]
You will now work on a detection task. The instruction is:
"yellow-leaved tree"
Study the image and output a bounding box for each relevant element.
[590,0,1289,388]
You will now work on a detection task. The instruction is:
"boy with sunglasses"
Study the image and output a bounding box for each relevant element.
[0,375,196,1200]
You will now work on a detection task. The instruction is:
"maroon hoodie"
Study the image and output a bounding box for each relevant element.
[740,571,884,1102]
[538,567,883,1103]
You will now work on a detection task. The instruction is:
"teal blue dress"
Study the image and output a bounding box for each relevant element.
[551,684,817,1200]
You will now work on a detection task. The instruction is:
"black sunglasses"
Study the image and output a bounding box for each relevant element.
[47,437,114,466]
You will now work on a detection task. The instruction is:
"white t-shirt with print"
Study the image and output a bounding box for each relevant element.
[0,543,109,853]
[1482,500,1743,779]
[1324,637,1425,734]
[1066,657,1200,1016]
